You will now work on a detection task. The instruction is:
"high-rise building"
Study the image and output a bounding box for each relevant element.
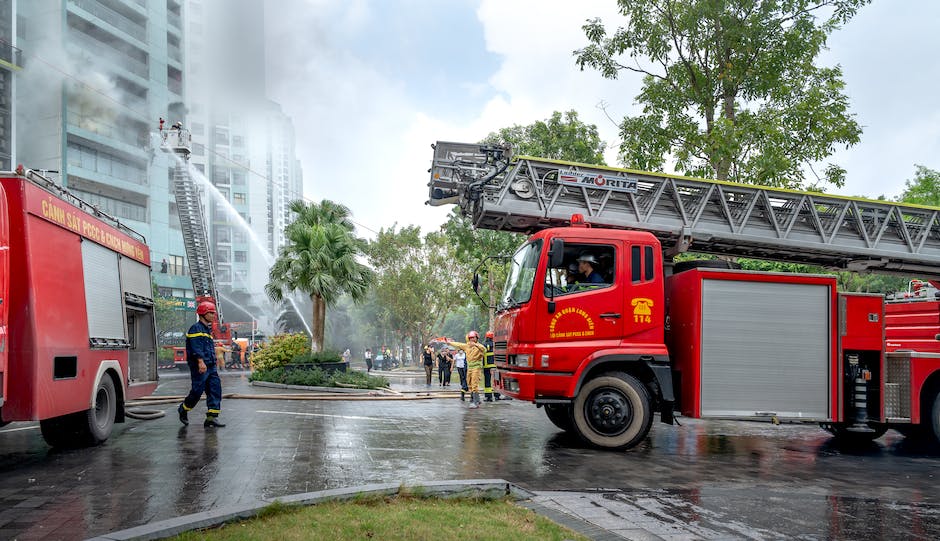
[14,0,190,299]
[0,0,18,170]
[185,0,303,328]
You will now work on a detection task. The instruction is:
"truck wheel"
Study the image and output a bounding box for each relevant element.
[543,404,574,432]
[926,390,940,447]
[572,372,653,450]
[83,376,117,445]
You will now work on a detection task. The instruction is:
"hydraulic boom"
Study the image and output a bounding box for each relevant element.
[428,142,940,277]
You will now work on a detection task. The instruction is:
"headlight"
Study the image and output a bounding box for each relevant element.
[514,354,532,367]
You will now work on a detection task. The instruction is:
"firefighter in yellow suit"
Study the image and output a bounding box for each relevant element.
[438,331,487,409]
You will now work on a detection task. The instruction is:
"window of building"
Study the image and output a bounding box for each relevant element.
[192,142,204,156]
[234,251,247,263]
[233,192,246,205]
[232,171,246,185]
[169,255,185,276]
[215,248,230,263]
[191,122,204,135]
[233,230,247,243]
[232,135,244,147]
[70,188,147,222]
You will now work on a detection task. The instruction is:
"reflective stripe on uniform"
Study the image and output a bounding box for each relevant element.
[186,332,213,339]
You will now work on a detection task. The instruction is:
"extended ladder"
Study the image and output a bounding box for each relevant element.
[428,142,940,278]
[162,126,218,302]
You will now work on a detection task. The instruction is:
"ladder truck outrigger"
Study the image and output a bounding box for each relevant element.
[159,120,233,349]
[428,141,940,450]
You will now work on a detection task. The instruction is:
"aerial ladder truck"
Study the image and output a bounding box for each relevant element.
[159,120,232,348]
[428,142,940,450]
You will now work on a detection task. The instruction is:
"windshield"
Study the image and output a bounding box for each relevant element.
[500,240,542,309]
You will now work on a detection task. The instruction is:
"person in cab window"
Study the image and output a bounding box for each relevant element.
[578,252,605,287]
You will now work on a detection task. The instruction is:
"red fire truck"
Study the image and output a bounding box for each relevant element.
[0,168,159,447]
[428,142,940,450]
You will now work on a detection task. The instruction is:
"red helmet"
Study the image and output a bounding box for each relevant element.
[485,331,494,338]
[196,301,216,315]
[466,330,479,340]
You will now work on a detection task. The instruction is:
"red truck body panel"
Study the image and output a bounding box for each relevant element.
[0,174,156,422]
[885,300,940,353]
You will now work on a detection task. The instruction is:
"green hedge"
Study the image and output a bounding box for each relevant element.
[250,367,389,389]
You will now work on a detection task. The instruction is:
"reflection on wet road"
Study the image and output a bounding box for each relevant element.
[1,371,938,540]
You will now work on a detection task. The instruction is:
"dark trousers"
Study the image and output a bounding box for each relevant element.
[183,364,222,417]
[438,363,451,386]
[457,366,468,391]
[366,358,373,372]
[424,363,433,384]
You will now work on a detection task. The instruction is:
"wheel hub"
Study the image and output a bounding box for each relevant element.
[588,389,632,436]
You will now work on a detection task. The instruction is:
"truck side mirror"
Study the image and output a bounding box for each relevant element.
[472,273,480,294]
[548,238,565,268]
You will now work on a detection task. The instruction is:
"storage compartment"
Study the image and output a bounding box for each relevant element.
[666,269,836,420]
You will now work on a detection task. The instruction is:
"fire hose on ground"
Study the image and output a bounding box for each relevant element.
[124,388,464,420]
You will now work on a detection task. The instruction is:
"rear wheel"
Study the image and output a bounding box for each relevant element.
[572,373,653,450]
[543,404,574,432]
[39,376,116,448]
[925,390,940,447]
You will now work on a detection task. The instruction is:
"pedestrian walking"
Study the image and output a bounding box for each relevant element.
[365,348,373,372]
[436,347,452,387]
[178,301,225,428]
[437,331,486,408]
[422,345,434,386]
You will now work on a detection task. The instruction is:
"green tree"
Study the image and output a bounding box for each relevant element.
[266,200,374,352]
[482,110,607,164]
[576,0,868,188]
[898,165,940,206]
[368,226,464,359]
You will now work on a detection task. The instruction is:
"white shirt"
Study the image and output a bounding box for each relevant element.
[454,351,466,368]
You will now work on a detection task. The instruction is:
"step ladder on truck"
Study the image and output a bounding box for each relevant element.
[427,141,940,450]
[0,167,159,447]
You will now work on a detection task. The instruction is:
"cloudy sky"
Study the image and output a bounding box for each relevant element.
[265,0,940,239]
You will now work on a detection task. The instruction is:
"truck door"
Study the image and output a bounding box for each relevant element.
[0,182,8,409]
[538,241,623,372]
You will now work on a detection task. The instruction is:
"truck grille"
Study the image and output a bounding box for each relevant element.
[494,341,508,364]
[885,355,911,421]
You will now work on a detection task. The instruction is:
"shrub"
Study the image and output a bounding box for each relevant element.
[290,350,342,364]
[250,333,310,372]
[250,367,389,389]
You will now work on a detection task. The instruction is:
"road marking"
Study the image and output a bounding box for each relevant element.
[0,425,40,434]
[257,410,400,423]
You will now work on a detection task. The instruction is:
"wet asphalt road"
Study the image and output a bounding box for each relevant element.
[1,369,939,540]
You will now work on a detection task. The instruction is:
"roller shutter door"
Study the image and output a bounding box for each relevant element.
[700,279,830,419]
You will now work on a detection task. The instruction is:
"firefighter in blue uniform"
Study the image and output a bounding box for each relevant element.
[482,330,501,402]
[178,301,225,427]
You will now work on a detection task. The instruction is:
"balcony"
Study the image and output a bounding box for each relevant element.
[68,31,148,79]
[71,0,147,43]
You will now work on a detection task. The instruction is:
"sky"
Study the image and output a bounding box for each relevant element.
[264,0,940,240]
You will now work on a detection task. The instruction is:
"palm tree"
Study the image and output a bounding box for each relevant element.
[265,200,374,351]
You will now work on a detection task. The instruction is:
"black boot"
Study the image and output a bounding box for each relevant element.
[460,391,466,401]
[177,404,189,426]
[204,417,226,428]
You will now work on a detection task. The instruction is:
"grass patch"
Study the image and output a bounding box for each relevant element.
[250,366,389,389]
[167,496,588,541]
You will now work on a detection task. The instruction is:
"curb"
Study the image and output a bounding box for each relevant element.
[249,380,381,394]
[85,479,604,541]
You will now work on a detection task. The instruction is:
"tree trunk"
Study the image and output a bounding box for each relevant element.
[310,294,326,352]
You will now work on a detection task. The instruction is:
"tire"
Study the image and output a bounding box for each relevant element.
[544,404,574,432]
[84,376,117,445]
[925,390,940,447]
[39,376,117,448]
[572,372,653,450]
[673,259,741,274]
